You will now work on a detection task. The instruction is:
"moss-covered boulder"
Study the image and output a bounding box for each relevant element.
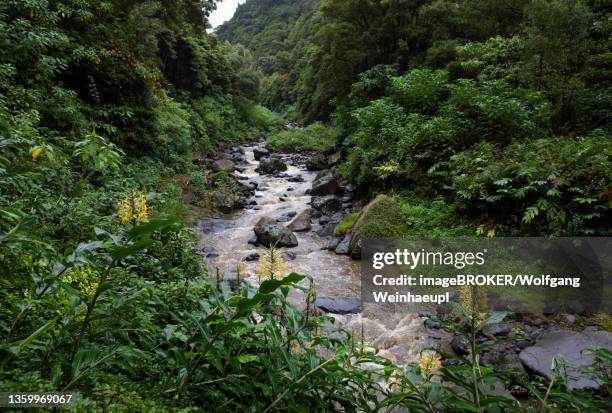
[349,195,407,259]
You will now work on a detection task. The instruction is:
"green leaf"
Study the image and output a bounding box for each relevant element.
[110,237,154,260]
[259,273,305,294]
[127,218,181,240]
[238,354,260,364]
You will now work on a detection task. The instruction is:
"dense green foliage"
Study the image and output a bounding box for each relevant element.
[2,0,611,411]
[220,0,612,236]
[267,123,337,152]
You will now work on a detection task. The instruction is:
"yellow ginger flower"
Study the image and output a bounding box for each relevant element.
[31,147,43,160]
[118,192,149,224]
[419,351,442,378]
[458,285,488,327]
[258,246,285,280]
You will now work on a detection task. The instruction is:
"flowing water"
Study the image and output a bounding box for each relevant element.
[198,142,448,364]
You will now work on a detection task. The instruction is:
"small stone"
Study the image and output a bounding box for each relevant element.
[244,253,260,262]
[201,246,219,258]
[451,335,470,355]
[315,297,362,314]
[282,251,297,261]
[565,315,577,324]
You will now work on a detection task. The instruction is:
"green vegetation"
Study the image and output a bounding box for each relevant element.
[333,212,360,236]
[267,123,337,152]
[2,0,611,411]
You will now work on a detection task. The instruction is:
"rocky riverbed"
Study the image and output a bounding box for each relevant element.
[195,140,612,387]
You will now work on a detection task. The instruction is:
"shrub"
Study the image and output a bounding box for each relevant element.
[267,123,337,152]
[450,130,611,235]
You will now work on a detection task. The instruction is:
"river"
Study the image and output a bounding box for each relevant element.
[198,142,448,364]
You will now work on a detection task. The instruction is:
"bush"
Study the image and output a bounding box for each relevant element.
[267,123,337,152]
[450,130,611,235]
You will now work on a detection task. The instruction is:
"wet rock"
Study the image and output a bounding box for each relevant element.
[213,192,233,213]
[334,235,351,255]
[311,171,339,195]
[481,344,524,372]
[306,154,327,171]
[316,223,335,237]
[233,196,247,209]
[256,156,287,175]
[247,235,258,245]
[326,237,341,251]
[311,195,341,215]
[253,217,298,248]
[243,253,260,262]
[451,334,470,355]
[288,210,312,232]
[315,297,362,314]
[279,197,286,202]
[211,159,235,173]
[484,322,513,337]
[327,153,341,166]
[277,211,297,223]
[519,330,612,389]
[253,147,270,160]
[349,195,408,259]
[201,246,219,258]
[282,251,297,261]
[288,175,304,183]
[424,319,442,329]
[287,187,294,191]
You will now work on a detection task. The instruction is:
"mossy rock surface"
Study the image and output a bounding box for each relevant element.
[349,195,408,259]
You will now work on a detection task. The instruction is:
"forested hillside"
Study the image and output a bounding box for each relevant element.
[1,0,611,411]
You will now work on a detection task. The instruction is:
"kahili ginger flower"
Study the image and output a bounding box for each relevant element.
[258,245,285,280]
[419,351,442,378]
[118,192,149,224]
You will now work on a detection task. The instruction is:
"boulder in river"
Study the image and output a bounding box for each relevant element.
[288,210,312,232]
[253,147,270,160]
[519,330,612,389]
[306,154,327,171]
[349,195,408,259]
[256,155,287,175]
[243,253,260,262]
[253,217,298,248]
[211,159,235,173]
[315,297,362,314]
[311,170,339,195]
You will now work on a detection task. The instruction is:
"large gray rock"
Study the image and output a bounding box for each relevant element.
[256,156,287,175]
[211,159,235,173]
[315,297,362,314]
[311,171,339,195]
[288,210,312,232]
[253,147,270,160]
[519,330,612,389]
[253,217,298,248]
